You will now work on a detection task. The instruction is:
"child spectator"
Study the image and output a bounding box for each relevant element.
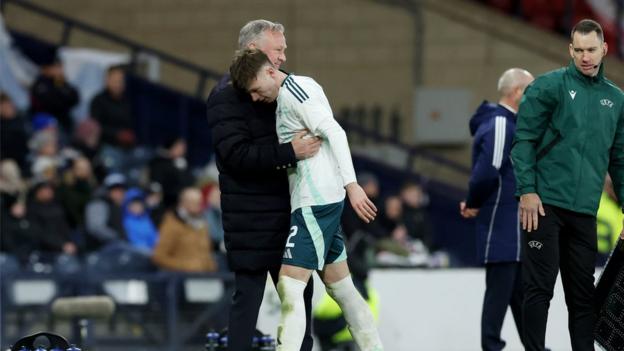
[122,187,159,253]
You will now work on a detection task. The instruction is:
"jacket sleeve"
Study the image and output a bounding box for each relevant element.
[609,109,624,210]
[466,117,511,208]
[510,77,559,196]
[85,200,119,242]
[208,102,297,174]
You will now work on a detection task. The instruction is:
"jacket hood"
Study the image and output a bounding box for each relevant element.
[122,187,147,216]
[469,101,498,136]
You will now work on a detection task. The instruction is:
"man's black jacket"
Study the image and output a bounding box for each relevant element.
[206,85,297,272]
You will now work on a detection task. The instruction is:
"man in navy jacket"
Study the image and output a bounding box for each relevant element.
[461,68,534,351]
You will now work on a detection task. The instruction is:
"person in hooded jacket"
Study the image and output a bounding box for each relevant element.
[122,187,159,253]
[461,68,534,351]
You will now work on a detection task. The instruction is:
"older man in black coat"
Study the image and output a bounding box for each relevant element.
[206,20,321,351]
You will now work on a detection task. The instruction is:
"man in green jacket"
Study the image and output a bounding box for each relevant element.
[511,19,624,351]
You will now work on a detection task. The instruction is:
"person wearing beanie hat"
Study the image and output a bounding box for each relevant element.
[31,112,58,132]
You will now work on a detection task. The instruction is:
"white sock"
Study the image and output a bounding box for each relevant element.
[326,276,384,351]
[276,275,307,351]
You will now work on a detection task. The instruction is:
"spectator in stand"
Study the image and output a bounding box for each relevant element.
[203,182,227,270]
[90,65,135,149]
[145,182,166,228]
[70,118,107,181]
[59,156,97,230]
[152,187,217,272]
[71,118,102,161]
[0,160,32,266]
[0,159,26,208]
[0,195,34,269]
[28,129,61,183]
[30,53,79,133]
[204,182,224,249]
[27,179,80,273]
[148,137,195,209]
[341,173,383,241]
[122,187,159,254]
[378,196,404,238]
[84,173,127,252]
[90,65,148,178]
[0,93,29,170]
[400,182,434,252]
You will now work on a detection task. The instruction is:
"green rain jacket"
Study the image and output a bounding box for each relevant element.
[511,61,624,216]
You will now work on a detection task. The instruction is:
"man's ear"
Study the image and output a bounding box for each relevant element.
[267,65,276,77]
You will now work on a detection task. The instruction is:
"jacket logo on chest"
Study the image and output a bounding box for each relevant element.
[600,99,614,108]
[569,90,576,100]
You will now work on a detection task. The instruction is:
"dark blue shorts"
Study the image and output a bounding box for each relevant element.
[282,201,347,270]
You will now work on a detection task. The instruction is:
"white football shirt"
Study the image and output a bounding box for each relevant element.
[276,74,357,211]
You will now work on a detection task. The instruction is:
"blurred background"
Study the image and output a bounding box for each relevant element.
[0,0,623,350]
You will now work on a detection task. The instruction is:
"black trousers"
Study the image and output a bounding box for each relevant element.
[227,266,314,351]
[482,262,524,351]
[523,205,597,351]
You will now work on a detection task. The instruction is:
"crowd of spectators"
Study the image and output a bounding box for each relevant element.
[0,53,225,281]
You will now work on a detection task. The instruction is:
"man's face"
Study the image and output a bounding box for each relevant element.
[182,190,203,216]
[569,31,607,77]
[248,66,280,103]
[109,187,126,205]
[252,31,287,69]
[107,70,125,97]
[73,158,92,180]
[35,185,54,203]
[0,100,16,119]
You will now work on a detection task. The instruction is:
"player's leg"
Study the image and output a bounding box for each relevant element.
[276,206,321,351]
[228,269,271,351]
[269,265,314,351]
[320,235,383,351]
[276,264,313,351]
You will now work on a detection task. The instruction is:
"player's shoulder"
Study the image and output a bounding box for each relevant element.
[602,77,624,98]
[282,74,320,104]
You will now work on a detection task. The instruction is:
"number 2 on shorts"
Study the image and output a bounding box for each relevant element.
[286,226,298,248]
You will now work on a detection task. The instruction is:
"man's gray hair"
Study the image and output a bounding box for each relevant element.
[497,68,533,95]
[238,19,285,49]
